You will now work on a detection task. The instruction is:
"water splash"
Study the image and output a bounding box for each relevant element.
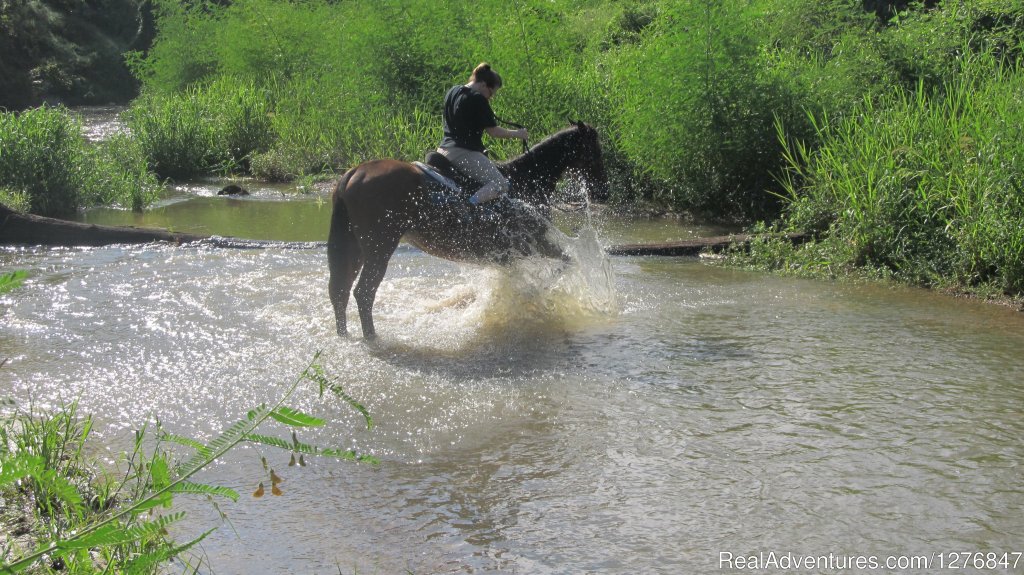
[469,213,618,338]
[372,214,617,353]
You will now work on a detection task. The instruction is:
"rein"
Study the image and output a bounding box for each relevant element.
[496,115,529,154]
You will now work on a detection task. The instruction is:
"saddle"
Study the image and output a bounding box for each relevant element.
[414,150,480,197]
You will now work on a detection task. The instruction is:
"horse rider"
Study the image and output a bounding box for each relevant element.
[436,62,528,206]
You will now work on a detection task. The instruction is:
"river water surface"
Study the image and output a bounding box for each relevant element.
[2,112,1024,574]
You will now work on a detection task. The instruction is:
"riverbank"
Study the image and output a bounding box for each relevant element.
[0,402,161,574]
[724,228,1024,311]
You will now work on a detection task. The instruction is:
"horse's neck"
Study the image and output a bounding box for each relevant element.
[503,143,570,203]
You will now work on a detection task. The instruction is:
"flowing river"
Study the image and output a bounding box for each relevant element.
[2,109,1023,573]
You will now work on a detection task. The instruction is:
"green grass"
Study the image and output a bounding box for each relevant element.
[0,106,85,216]
[7,0,1024,296]
[0,271,28,294]
[125,76,275,180]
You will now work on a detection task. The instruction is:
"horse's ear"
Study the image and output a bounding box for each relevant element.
[566,117,580,127]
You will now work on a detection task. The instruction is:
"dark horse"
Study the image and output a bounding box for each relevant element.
[327,121,608,339]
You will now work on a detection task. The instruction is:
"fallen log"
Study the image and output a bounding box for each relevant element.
[606,232,809,257]
[3,203,805,257]
[1,203,208,247]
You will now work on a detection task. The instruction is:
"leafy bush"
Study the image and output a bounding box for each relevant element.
[124,89,221,180]
[126,0,1024,235]
[610,0,791,219]
[0,106,161,215]
[82,133,162,212]
[776,51,1024,294]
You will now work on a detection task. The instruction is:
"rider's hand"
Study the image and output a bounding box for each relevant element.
[518,128,529,141]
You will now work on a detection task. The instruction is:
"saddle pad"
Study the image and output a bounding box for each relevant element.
[413,161,461,193]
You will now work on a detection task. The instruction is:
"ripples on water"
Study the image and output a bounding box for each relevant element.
[2,225,1024,573]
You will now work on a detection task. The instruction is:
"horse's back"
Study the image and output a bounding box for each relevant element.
[332,159,424,227]
[333,159,419,199]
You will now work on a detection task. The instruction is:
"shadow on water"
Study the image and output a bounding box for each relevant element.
[364,326,576,380]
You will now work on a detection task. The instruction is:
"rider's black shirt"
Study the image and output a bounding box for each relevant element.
[439,85,497,153]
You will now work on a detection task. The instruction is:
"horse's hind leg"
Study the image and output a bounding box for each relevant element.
[353,233,402,340]
[328,239,362,336]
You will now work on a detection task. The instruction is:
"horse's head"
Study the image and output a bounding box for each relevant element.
[503,120,610,206]
[566,120,610,201]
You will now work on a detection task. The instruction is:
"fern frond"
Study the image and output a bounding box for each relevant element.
[124,528,215,575]
[269,406,325,427]
[176,409,268,477]
[242,433,293,451]
[56,524,124,551]
[317,379,374,430]
[130,490,172,512]
[38,469,86,518]
[150,456,170,489]
[171,481,239,502]
[57,512,185,550]
[242,433,376,463]
[161,433,210,457]
[0,453,43,485]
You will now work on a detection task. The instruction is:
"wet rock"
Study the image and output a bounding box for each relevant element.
[217,184,250,196]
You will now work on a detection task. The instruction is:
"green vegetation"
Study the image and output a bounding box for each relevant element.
[738,50,1024,297]
[0,0,146,109]
[0,106,159,216]
[1,355,375,574]
[124,77,274,180]
[0,271,27,295]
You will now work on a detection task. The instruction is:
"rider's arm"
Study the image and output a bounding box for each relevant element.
[485,126,528,141]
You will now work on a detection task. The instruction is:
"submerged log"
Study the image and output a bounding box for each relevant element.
[606,232,809,257]
[0,204,208,247]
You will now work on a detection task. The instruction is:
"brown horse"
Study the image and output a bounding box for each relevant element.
[327,121,608,339]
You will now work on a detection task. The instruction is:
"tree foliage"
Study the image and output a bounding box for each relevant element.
[0,0,148,109]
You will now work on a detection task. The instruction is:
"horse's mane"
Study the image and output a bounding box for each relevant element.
[499,124,585,171]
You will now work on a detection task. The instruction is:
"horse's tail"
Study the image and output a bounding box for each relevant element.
[327,169,361,335]
[328,168,357,250]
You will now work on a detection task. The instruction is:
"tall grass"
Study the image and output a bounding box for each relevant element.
[0,106,159,216]
[82,134,162,212]
[0,106,84,216]
[773,51,1024,294]
[120,0,1024,228]
[125,77,273,180]
[129,0,617,182]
